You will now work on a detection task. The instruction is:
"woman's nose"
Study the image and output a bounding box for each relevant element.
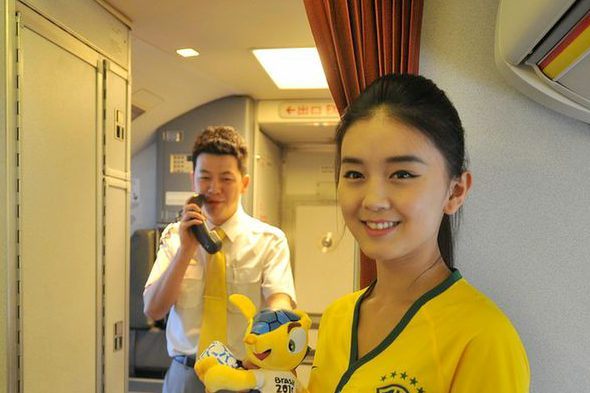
[362,180,390,211]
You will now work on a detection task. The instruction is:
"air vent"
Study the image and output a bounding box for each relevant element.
[131,105,145,120]
[131,88,164,121]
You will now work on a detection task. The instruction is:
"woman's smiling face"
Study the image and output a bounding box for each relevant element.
[337,110,455,263]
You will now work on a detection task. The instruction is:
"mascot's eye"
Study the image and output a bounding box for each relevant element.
[287,327,307,354]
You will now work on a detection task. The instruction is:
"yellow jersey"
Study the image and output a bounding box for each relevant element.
[308,270,529,393]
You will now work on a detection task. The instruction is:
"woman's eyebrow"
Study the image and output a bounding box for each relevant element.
[341,156,363,164]
[342,155,427,165]
[386,155,427,165]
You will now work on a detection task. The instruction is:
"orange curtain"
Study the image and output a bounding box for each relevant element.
[304,0,424,113]
[303,0,425,287]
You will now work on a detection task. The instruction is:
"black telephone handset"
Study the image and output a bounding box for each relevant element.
[188,194,222,254]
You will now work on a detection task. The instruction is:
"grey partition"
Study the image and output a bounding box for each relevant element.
[129,229,169,379]
[156,96,255,224]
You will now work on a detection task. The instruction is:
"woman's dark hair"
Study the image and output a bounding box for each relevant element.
[335,74,468,268]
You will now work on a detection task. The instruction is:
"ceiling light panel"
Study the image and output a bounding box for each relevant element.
[253,48,328,89]
[176,48,200,57]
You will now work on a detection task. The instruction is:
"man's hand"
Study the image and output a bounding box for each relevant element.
[266,292,294,310]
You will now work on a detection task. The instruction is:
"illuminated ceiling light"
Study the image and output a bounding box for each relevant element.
[176,48,200,57]
[252,48,328,89]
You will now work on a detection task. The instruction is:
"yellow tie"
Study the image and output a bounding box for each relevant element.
[198,228,227,354]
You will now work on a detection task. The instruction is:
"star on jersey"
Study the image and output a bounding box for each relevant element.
[376,370,425,393]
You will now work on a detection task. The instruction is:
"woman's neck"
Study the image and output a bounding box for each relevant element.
[370,249,451,304]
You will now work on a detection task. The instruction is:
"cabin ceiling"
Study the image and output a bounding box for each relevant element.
[105,0,333,155]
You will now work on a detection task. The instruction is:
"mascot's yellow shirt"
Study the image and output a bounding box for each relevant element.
[308,270,530,393]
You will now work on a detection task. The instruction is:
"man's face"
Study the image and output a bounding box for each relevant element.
[193,153,250,226]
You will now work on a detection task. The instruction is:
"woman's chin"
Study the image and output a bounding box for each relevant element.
[359,246,390,262]
[359,242,408,263]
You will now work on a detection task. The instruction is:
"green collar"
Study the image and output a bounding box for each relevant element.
[333,269,462,393]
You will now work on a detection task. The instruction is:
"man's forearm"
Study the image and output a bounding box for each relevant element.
[143,247,194,320]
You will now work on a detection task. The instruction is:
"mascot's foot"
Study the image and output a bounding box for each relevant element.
[194,356,219,381]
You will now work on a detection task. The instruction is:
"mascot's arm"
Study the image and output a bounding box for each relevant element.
[202,364,257,393]
[194,357,218,381]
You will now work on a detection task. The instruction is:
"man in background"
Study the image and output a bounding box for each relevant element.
[144,126,296,393]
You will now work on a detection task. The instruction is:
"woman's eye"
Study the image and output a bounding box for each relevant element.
[342,170,364,180]
[391,171,416,180]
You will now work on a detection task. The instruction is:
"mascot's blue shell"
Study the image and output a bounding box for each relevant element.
[250,309,300,335]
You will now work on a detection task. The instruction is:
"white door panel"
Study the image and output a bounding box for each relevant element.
[20,26,98,393]
[294,205,356,314]
[104,65,129,180]
[103,178,129,393]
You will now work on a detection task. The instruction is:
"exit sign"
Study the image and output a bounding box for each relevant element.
[279,102,340,119]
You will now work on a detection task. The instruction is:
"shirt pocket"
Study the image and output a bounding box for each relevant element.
[176,263,204,309]
[228,265,262,310]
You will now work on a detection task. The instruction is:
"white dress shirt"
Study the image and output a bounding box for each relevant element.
[145,205,296,359]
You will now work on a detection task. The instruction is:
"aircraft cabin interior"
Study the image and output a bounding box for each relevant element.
[1,1,589,393]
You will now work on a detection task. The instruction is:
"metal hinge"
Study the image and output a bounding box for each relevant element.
[102,60,108,178]
[100,180,107,393]
[15,12,23,393]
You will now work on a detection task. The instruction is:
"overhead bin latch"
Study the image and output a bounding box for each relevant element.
[113,321,124,351]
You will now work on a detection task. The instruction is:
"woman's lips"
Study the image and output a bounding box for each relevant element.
[362,220,400,236]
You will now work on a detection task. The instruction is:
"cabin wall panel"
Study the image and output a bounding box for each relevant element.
[13,1,130,392]
[1,1,17,392]
[20,26,98,392]
[421,1,590,391]
[19,0,129,68]
[103,178,129,393]
[130,142,157,235]
[252,128,281,227]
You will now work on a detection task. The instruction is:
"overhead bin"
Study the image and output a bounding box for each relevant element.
[495,0,590,122]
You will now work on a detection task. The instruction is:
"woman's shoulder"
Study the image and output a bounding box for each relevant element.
[439,278,523,340]
[437,278,530,386]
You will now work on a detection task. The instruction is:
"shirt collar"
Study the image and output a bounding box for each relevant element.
[207,203,246,243]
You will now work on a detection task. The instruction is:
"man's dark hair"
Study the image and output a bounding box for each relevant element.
[191,126,248,174]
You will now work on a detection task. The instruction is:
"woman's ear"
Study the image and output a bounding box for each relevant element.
[443,171,472,215]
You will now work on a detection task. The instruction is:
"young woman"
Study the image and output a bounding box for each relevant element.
[308,74,530,392]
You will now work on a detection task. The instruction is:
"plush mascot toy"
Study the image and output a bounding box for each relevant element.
[195,294,311,393]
